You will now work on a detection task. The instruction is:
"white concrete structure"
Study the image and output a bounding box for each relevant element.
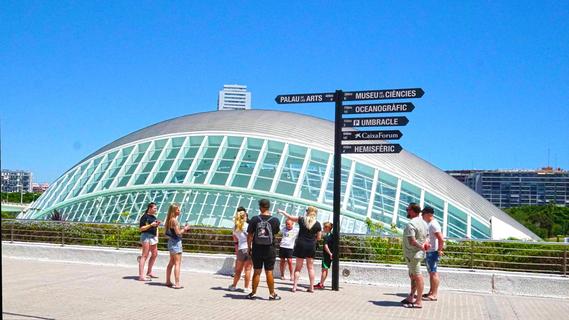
[21,110,539,240]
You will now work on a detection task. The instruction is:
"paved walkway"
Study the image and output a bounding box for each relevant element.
[2,257,569,320]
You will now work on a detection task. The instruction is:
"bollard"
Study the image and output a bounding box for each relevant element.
[116,225,120,250]
[469,241,474,269]
[61,222,65,246]
[563,246,567,276]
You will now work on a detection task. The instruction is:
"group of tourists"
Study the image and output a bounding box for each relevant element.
[401,202,444,309]
[137,199,443,306]
[136,199,334,300]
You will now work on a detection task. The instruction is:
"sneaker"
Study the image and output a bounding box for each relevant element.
[228,285,238,292]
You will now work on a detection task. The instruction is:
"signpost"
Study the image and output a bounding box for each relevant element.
[275,87,424,291]
[342,143,403,154]
[342,102,415,115]
[275,93,335,104]
[342,130,403,141]
[342,116,409,128]
[343,88,424,101]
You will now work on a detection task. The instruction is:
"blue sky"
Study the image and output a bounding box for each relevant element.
[1,1,568,183]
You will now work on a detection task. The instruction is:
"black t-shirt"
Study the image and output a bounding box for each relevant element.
[247,215,280,247]
[139,213,158,236]
[297,216,322,244]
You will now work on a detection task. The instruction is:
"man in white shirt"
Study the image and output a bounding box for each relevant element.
[421,206,444,301]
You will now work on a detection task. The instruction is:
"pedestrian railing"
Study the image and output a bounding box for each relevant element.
[2,219,567,275]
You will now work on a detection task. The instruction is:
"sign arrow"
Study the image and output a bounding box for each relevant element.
[343,102,415,115]
[275,92,335,104]
[342,130,403,141]
[342,116,409,127]
[342,144,403,154]
[343,88,424,101]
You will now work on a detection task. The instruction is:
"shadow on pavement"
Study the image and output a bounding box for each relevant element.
[222,293,251,300]
[369,300,404,308]
[122,275,143,281]
[3,312,55,320]
[210,286,245,292]
[146,282,172,287]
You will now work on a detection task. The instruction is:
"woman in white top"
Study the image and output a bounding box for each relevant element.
[228,209,252,291]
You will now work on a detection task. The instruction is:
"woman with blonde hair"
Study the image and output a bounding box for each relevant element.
[228,208,252,292]
[164,203,190,289]
[277,206,322,292]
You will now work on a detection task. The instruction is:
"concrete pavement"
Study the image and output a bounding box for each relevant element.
[3,257,569,320]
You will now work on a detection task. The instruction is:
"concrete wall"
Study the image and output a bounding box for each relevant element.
[2,241,568,298]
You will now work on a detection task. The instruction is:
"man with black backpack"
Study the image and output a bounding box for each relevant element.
[246,199,281,300]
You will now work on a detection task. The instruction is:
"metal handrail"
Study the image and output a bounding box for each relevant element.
[2,218,567,275]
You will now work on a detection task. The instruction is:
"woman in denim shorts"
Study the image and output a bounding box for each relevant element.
[165,203,190,289]
[228,209,252,292]
[138,202,160,281]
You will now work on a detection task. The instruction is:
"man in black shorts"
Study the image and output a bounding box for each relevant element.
[247,199,281,300]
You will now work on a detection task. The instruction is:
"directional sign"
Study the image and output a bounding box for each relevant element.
[343,102,415,115]
[342,130,403,141]
[275,92,335,104]
[343,88,424,101]
[342,116,408,127]
[342,143,402,154]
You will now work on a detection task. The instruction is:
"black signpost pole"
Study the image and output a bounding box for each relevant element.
[332,89,343,291]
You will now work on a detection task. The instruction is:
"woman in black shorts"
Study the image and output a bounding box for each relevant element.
[277,206,322,293]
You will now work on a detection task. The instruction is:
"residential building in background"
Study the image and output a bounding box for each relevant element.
[217,84,251,111]
[446,168,568,208]
[32,183,50,193]
[1,170,33,193]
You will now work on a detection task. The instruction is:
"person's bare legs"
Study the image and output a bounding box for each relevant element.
[320,268,328,286]
[244,260,252,289]
[266,270,275,296]
[412,274,424,307]
[173,253,182,287]
[138,242,150,280]
[279,258,286,280]
[428,272,439,299]
[292,258,304,292]
[231,259,245,288]
[251,269,262,295]
[287,258,294,280]
[406,274,417,302]
[306,258,315,292]
[146,244,158,277]
[165,254,175,286]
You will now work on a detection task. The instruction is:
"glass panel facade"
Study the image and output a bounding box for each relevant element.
[276,145,307,196]
[371,171,398,225]
[397,181,421,228]
[447,204,468,238]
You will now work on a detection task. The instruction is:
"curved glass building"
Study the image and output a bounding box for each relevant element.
[21,110,539,240]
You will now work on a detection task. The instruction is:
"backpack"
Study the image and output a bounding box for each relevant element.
[254,216,276,245]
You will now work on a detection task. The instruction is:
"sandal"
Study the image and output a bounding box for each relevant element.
[146,274,159,279]
[269,294,281,300]
[423,296,438,301]
[165,283,173,287]
[246,292,257,300]
[400,298,413,304]
[172,285,184,289]
[403,303,423,309]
